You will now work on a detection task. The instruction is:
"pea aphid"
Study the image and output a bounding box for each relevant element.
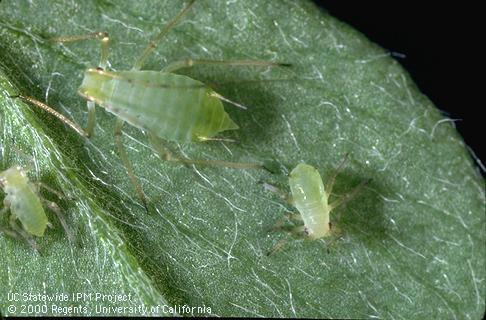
[19,0,289,209]
[263,155,370,254]
[0,166,71,250]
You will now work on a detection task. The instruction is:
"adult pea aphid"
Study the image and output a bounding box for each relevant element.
[20,0,289,209]
[263,154,370,255]
[0,165,71,251]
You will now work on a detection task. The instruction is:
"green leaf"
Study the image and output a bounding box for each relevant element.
[1,1,484,318]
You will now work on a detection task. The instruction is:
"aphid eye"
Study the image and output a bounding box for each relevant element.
[96,67,104,71]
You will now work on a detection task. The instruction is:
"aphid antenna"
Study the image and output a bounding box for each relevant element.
[11,95,89,138]
[182,59,291,68]
[261,181,280,193]
[262,164,278,174]
[329,178,371,211]
[261,181,291,202]
[133,0,197,70]
[325,152,351,195]
[210,92,248,110]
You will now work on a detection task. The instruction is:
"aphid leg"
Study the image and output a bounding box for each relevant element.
[11,95,89,138]
[267,236,289,256]
[328,178,371,211]
[40,198,74,244]
[7,212,39,252]
[0,224,21,240]
[0,208,14,238]
[0,205,9,222]
[51,31,110,136]
[267,226,306,256]
[329,223,343,238]
[325,153,350,198]
[163,58,291,73]
[50,31,109,69]
[321,226,346,253]
[147,132,264,170]
[0,224,39,252]
[272,212,302,230]
[114,119,149,212]
[33,181,73,229]
[261,181,293,204]
[133,0,197,70]
[286,212,303,222]
[51,30,110,129]
[86,100,96,138]
[1,205,38,251]
[290,225,307,236]
[34,182,65,199]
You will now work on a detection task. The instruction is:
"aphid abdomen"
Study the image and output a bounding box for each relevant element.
[299,205,330,239]
[0,167,48,237]
[78,70,239,142]
[289,163,331,239]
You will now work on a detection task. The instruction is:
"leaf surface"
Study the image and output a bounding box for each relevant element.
[0,1,484,317]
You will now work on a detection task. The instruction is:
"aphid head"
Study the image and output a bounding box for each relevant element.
[289,163,326,200]
[78,68,111,103]
[0,166,25,187]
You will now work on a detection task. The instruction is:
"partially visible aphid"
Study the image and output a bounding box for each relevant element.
[0,165,71,251]
[262,154,370,255]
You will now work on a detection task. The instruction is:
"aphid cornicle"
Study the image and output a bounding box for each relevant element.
[18,0,289,209]
[263,155,370,253]
[0,165,70,250]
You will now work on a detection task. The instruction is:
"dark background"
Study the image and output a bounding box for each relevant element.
[312,2,483,167]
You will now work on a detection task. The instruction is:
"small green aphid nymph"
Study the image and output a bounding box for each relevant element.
[0,166,70,250]
[288,163,333,239]
[263,155,369,253]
